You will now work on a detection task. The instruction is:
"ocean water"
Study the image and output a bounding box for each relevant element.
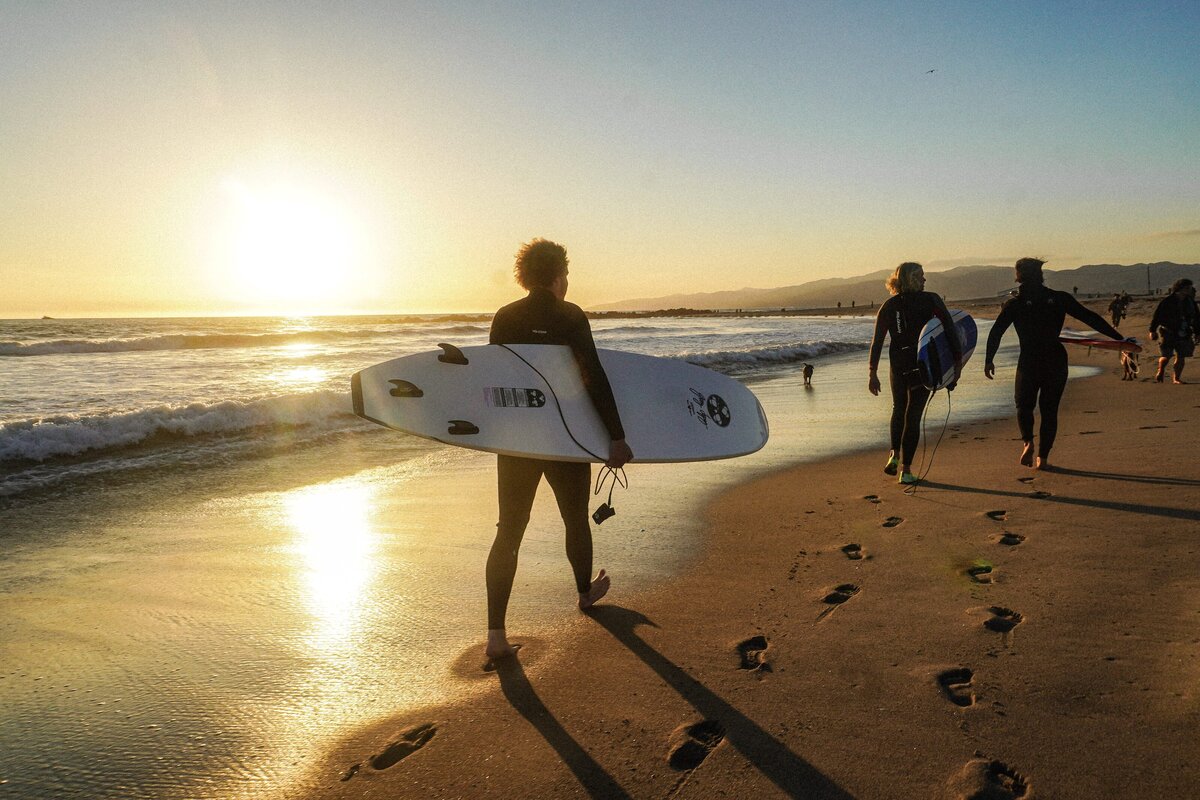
[0,312,1056,799]
[0,314,868,497]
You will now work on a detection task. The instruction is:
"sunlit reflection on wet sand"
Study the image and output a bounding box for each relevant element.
[284,481,378,654]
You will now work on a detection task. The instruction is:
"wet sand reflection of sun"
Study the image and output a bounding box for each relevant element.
[284,481,378,653]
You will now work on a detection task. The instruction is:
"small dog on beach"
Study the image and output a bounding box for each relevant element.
[803,363,814,386]
[1121,350,1139,381]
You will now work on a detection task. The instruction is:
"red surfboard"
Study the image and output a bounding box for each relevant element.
[1059,330,1142,353]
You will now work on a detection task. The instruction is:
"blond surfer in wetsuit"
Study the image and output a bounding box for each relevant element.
[984,258,1126,470]
[485,239,633,660]
[868,262,962,485]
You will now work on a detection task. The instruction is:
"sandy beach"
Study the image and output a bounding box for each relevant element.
[295,300,1200,799]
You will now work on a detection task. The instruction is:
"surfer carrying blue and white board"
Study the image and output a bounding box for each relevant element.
[484,239,634,660]
[984,257,1127,470]
[868,262,963,485]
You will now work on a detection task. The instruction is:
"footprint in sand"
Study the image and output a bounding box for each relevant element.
[1139,425,1168,430]
[823,584,860,605]
[984,607,1024,633]
[1027,490,1051,499]
[841,543,865,560]
[882,516,903,528]
[1016,476,1034,484]
[946,759,1030,799]
[667,720,726,771]
[736,636,771,672]
[967,562,994,584]
[937,668,976,707]
[370,723,438,771]
[998,532,1025,547]
[985,510,1008,522]
[1079,430,1102,435]
[863,494,881,504]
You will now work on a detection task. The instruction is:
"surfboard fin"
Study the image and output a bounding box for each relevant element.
[388,379,424,398]
[447,420,479,435]
[437,343,469,365]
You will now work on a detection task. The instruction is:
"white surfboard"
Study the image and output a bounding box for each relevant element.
[916,309,977,390]
[351,343,769,463]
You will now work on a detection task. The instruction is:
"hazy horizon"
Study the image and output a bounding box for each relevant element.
[3,3,1198,318]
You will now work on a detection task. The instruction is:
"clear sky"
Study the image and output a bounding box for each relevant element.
[2,1,1197,317]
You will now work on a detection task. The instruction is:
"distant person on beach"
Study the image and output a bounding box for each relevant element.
[984,258,1126,470]
[868,262,963,485]
[1149,278,1199,384]
[485,238,633,660]
[803,363,814,386]
[1108,293,1126,327]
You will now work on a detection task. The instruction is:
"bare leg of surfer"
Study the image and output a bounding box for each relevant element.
[1173,355,1186,384]
[579,568,610,611]
[1020,441,1035,467]
[486,629,519,660]
[1155,357,1168,382]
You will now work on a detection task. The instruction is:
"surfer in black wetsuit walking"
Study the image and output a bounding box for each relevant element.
[868,262,962,485]
[1148,278,1199,384]
[984,258,1127,470]
[485,238,633,660]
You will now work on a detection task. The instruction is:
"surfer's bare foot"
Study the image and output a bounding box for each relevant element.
[1173,378,1187,385]
[579,569,610,611]
[485,629,519,660]
[1035,456,1049,471]
[1020,442,1034,467]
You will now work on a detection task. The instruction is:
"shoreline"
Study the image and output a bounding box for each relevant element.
[297,306,1199,798]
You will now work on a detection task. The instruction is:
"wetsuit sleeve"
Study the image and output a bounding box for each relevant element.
[565,310,626,441]
[868,300,890,370]
[930,294,963,362]
[1065,295,1123,341]
[1148,297,1168,334]
[985,302,1014,363]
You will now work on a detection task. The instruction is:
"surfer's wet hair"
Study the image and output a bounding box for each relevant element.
[886,262,924,295]
[514,238,569,290]
[1014,257,1046,284]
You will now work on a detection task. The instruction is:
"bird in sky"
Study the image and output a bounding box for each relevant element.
[925,69,936,74]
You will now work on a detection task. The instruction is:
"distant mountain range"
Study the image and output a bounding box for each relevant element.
[590,262,1200,312]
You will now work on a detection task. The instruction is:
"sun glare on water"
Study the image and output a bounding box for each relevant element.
[211,176,368,314]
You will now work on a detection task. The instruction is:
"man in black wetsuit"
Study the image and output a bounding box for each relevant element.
[984,258,1126,470]
[485,238,633,660]
[1148,278,1199,384]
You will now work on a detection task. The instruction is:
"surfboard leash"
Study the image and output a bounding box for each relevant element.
[905,387,952,496]
[495,344,629,522]
[592,466,627,524]
[495,344,606,462]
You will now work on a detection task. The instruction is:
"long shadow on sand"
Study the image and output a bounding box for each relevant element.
[918,480,1200,521]
[589,605,853,800]
[494,656,633,799]
[1046,467,1200,487]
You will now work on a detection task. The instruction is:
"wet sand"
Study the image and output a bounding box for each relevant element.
[298,300,1200,799]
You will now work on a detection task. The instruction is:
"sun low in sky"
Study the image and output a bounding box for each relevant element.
[207,176,368,314]
[1,2,1198,318]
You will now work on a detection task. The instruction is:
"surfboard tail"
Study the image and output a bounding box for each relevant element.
[351,371,365,418]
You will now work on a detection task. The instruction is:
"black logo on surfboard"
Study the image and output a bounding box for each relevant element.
[687,389,731,429]
[485,387,546,408]
[706,394,731,427]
